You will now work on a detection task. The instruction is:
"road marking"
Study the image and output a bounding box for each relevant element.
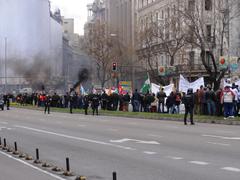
[128,122,137,125]
[148,134,163,138]
[189,161,209,165]
[0,151,67,180]
[77,124,87,127]
[110,138,160,145]
[108,128,118,132]
[15,125,136,151]
[143,151,157,155]
[221,167,240,172]
[202,134,240,140]
[166,156,184,160]
[207,142,230,146]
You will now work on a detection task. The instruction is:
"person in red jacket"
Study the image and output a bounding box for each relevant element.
[220,86,235,119]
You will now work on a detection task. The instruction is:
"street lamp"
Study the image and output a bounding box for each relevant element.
[4,37,8,94]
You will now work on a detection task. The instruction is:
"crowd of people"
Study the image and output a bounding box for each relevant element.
[12,83,240,120]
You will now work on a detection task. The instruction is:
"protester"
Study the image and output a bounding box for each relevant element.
[182,88,195,125]
[221,86,235,119]
[157,88,166,113]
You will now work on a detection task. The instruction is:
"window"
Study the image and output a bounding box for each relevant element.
[155,12,159,21]
[189,51,195,66]
[205,0,212,11]
[188,0,195,12]
[206,25,211,42]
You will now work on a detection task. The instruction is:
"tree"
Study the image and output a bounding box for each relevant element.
[83,22,124,88]
[180,0,240,90]
[137,8,187,85]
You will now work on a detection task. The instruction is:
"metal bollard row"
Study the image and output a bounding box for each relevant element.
[0,137,120,180]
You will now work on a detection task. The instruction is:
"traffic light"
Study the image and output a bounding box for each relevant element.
[112,62,117,71]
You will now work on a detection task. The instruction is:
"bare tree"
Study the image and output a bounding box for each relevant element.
[83,22,123,88]
[180,0,240,90]
[137,9,187,85]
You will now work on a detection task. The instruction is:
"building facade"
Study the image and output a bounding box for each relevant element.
[0,0,63,91]
[136,0,240,84]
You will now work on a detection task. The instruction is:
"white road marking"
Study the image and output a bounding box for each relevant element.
[207,142,230,146]
[221,167,240,172]
[0,151,66,180]
[202,134,240,140]
[166,156,184,160]
[0,122,8,124]
[148,134,163,138]
[189,161,209,165]
[15,125,136,151]
[143,151,157,155]
[108,128,118,132]
[77,124,87,127]
[110,138,160,145]
[128,122,137,125]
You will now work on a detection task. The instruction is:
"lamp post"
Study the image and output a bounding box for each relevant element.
[4,37,7,94]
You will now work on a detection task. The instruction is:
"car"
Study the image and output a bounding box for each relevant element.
[0,99,4,110]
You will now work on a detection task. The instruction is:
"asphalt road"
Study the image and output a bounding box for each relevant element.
[0,108,240,180]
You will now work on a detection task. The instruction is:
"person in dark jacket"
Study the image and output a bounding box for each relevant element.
[44,95,52,114]
[132,89,141,112]
[182,88,195,125]
[83,95,89,115]
[91,94,100,115]
[157,88,166,113]
[101,91,108,110]
[166,92,175,114]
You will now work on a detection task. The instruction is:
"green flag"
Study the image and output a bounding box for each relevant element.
[140,78,151,94]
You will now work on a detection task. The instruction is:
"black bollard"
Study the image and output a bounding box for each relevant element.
[36,148,39,160]
[14,142,18,152]
[113,172,117,180]
[66,157,70,172]
[34,148,41,164]
[3,138,6,147]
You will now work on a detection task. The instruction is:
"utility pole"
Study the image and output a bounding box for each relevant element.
[4,37,7,94]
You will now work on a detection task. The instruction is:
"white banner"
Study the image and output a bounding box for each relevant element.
[151,83,174,96]
[179,75,204,93]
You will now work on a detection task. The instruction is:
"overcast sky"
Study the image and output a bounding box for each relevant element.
[50,0,93,35]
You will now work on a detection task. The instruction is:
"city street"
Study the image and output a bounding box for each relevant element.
[0,108,240,180]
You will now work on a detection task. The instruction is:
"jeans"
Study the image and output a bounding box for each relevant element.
[158,102,164,113]
[207,100,216,115]
[224,103,233,117]
[133,100,140,112]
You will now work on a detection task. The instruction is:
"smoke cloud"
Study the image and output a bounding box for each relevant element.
[71,68,89,92]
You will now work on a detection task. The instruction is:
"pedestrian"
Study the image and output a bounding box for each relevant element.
[174,90,182,114]
[221,86,235,119]
[182,88,195,125]
[6,94,10,110]
[123,92,130,112]
[157,88,166,113]
[205,87,216,115]
[44,95,52,114]
[131,89,141,112]
[69,95,74,114]
[83,95,89,115]
[101,91,108,110]
[91,94,100,115]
